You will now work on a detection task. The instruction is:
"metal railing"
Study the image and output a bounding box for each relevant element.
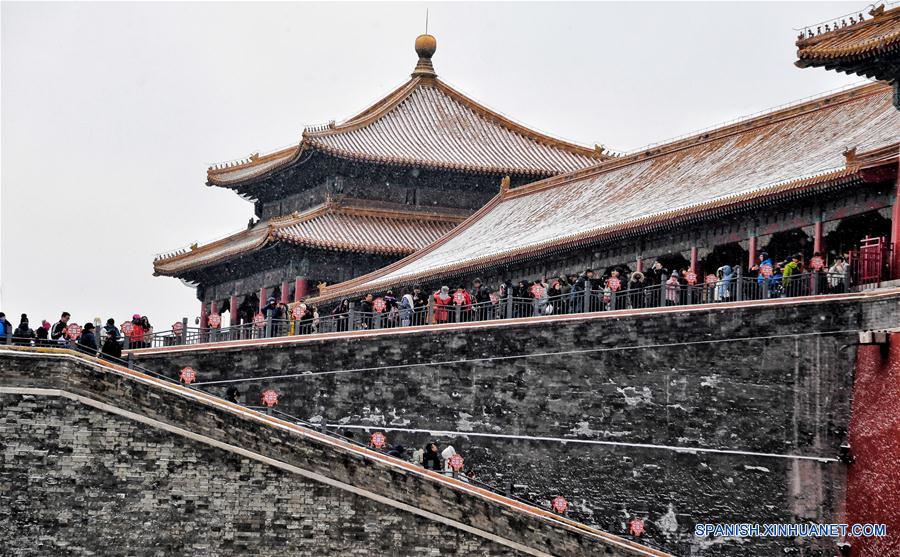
[87,269,860,350]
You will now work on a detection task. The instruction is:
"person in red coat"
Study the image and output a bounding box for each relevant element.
[451,284,472,322]
[433,286,452,324]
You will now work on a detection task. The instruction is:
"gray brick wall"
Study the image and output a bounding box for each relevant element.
[0,393,515,556]
[133,292,900,555]
[0,354,644,557]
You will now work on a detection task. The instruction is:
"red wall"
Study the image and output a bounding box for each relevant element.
[847,337,900,556]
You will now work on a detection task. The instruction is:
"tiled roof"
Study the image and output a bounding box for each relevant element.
[274,207,458,255]
[795,4,900,77]
[207,77,606,186]
[152,200,464,276]
[316,83,900,302]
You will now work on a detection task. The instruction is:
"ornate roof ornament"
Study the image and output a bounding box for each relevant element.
[412,34,437,78]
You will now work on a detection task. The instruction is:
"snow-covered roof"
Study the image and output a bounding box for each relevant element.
[316,82,900,302]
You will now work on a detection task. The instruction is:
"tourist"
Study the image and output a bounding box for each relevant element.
[331,299,351,331]
[13,314,35,346]
[399,290,416,327]
[386,444,407,459]
[34,320,50,346]
[571,269,595,313]
[76,322,98,355]
[471,278,492,321]
[422,442,442,471]
[411,446,424,466]
[101,323,122,360]
[126,314,145,348]
[412,284,429,325]
[451,284,471,322]
[50,312,71,342]
[441,445,458,475]
[627,271,646,309]
[433,286,452,324]
[358,294,374,329]
[782,254,802,296]
[225,386,240,404]
[665,271,681,306]
[0,312,8,341]
[828,256,848,293]
[716,265,733,302]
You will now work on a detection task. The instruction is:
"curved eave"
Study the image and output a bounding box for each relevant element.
[314,167,870,304]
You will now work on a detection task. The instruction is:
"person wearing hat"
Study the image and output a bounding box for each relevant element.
[77,322,98,354]
[13,314,35,346]
[34,320,51,346]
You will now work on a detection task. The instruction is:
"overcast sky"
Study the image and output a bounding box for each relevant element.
[1,1,867,330]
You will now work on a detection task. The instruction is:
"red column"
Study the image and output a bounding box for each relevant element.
[813,219,823,254]
[635,256,643,273]
[258,287,267,310]
[280,281,290,304]
[748,235,758,269]
[294,277,309,302]
[229,295,238,326]
[690,246,698,273]
[199,301,208,329]
[892,177,900,279]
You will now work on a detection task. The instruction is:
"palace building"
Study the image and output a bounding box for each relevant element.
[153,35,607,325]
[315,81,900,305]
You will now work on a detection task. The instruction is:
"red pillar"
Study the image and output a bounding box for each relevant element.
[229,295,238,326]
[690,246,698,273]
[280,281,290,304]
[892,177,900,279]
[199,301,208,329]
[258,287,267,310]
[294,277,309,302]
[635,256,643,273]
[748,235,758,269]
[813,219,823,254]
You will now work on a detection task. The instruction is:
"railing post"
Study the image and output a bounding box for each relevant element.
[844,265,851,293]
[506,290,514,319]
[265,312,273,338]
[5,327,11,345]
[428,295,435,325]
[735,267,743,301]
[348,304,356,331]
[582,283,590,314]
[181,318,188,345]
[532,298,539,317]
[127,352,134,370]
[123,335,130,350]
[811,271,819,296]
[609,289,616,311]
[455,304,462,323]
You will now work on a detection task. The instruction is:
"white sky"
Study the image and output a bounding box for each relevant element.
[1,1,867,330]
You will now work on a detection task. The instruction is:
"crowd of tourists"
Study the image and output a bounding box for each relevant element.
[333,251,850,328]
[0,311,155,359]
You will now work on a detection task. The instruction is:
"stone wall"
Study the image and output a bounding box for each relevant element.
[0,352,649,557]
[133,290,900,556]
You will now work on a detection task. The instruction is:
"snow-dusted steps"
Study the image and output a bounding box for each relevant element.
[131,288,900,556]
[0,347,664,557]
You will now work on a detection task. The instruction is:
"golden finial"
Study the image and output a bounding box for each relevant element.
[595,144,606,156]
[500,175,511,195]
[412,34,437,78]
[189,243,199,251]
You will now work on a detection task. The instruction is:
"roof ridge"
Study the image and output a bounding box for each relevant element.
[504,81,890,201]
[796,3,900,45]
[303,78,423,138]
